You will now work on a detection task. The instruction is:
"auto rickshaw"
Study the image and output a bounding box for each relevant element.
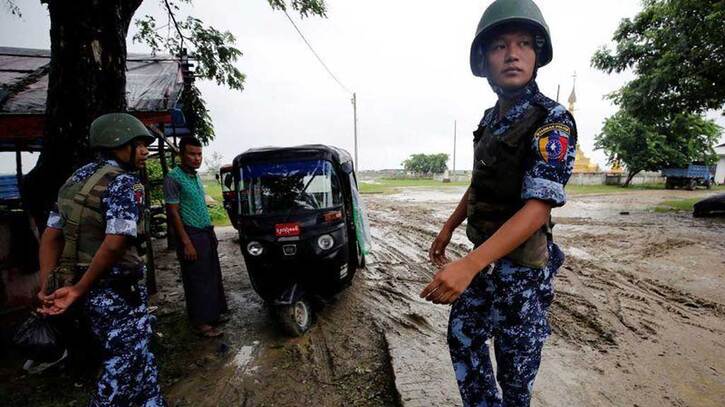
[227,145,371,335]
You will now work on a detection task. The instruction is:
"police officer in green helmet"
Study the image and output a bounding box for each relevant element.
[421,1,577,405]
[37,113,166,406]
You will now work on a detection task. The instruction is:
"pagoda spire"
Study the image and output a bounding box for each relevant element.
[568,71,577,112]
[567,71,600,173]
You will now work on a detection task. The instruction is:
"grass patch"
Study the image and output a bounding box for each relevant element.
[653,198,700,213]
[565,183,668,195]
[359,178,469,194]
[203,180,231,226]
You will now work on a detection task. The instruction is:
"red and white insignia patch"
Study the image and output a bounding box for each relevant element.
[533,123,571,164]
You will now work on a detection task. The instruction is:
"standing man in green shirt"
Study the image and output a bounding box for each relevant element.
[164,136,228,337]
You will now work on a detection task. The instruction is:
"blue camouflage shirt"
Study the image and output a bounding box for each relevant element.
[47,159,144,275]
[478,81,577,207]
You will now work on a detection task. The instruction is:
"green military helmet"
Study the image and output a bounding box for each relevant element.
[89,112,155,149]
[470,0,553,77]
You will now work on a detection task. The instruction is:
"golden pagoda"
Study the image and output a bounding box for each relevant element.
[567,73,600,173]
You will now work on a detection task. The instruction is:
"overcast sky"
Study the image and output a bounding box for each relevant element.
[1,0,722,174]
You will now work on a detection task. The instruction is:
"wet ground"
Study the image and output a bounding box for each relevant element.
[374,187,725,407]
[2,187,724,406]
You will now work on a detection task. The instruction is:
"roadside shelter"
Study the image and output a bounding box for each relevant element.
[0,46,190,316]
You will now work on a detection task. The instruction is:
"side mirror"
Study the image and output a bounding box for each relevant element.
[215,173,220,184]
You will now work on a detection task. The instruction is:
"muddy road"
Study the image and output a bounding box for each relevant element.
[152,187,724,407]
[368,187,725,407]
[3,188,723,406]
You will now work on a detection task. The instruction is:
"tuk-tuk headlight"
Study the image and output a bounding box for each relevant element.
[317,234,334,250]
[247,241,264,256]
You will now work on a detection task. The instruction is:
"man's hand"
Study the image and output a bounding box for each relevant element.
[429,227,453,268]
[37,285,83,316]
[183,241,198,262]
[420,256,483,304]
[36,286,53,309]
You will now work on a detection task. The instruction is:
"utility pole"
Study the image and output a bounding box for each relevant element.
[352,92,358,169]
[556,84,560,103]
[453,120,457,176]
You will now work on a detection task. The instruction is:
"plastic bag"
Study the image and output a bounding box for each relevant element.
[12,313,66,363]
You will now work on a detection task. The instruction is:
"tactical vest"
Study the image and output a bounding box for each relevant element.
[467,104,552,269]
[55,164,145,286]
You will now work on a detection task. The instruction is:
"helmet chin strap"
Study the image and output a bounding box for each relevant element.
[487,69,538,100]
[118,143,138,172]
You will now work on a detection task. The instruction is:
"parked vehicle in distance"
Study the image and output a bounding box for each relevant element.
[662,164,715,190]
[693,193,725,218]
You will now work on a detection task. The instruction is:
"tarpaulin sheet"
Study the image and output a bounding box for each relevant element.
[0,47,184,114]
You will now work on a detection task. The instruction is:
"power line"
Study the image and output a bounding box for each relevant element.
[282,9,352,95]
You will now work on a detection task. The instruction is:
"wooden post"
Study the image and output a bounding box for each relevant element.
[140,166,158,295]
[166,123,177,250]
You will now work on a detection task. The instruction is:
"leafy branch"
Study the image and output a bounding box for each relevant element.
[133,0,327,144]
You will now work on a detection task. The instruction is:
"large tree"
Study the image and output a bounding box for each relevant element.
[19,0,326,225]
[591,0,724,119]
[592,0,723,184]
[402,153,449,175]
[595,111,720,186]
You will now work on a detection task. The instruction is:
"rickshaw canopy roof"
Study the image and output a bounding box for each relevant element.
[234,145,354,172]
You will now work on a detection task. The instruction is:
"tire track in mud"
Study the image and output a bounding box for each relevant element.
[554,230,725,351]
[156,228,400,407]
[365,193,725,407]
[362,199,464,406]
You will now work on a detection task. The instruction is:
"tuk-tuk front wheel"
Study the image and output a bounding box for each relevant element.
[277,298,313,337]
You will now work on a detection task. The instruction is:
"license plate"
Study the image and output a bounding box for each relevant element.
[275,223,300,237]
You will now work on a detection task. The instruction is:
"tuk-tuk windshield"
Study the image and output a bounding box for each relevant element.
[239,159,343,215]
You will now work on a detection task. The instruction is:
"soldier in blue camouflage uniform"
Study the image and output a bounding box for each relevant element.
[37,113,165,406]
[421,1,576,406]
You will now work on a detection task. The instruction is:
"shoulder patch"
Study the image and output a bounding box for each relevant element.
[534,123,570,164]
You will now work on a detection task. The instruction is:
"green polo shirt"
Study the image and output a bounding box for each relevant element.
[163,166,212,229]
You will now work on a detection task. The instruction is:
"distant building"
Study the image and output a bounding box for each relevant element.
[567,73,600,174]
[715,143,725,185]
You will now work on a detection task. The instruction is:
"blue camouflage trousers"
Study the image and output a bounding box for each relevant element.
[448,245,563,407]
[84,281,165,407]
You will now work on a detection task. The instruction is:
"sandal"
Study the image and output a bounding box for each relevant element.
[194,324,223,337]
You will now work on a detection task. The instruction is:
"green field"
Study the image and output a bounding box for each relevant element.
[653,197,702,213]
[359,178,725,196]
[208,178,721,218]
[359,178,469,194]
[203,179,231,226]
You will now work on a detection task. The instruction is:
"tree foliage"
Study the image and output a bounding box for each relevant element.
[6,0,327,224]
[267,0,327,17]
[133,0,327,144]
[591,0,725,118]
[402,153,449,175]
[204,151,224,176]
[595,111,720,185]
[592,0,724,186]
